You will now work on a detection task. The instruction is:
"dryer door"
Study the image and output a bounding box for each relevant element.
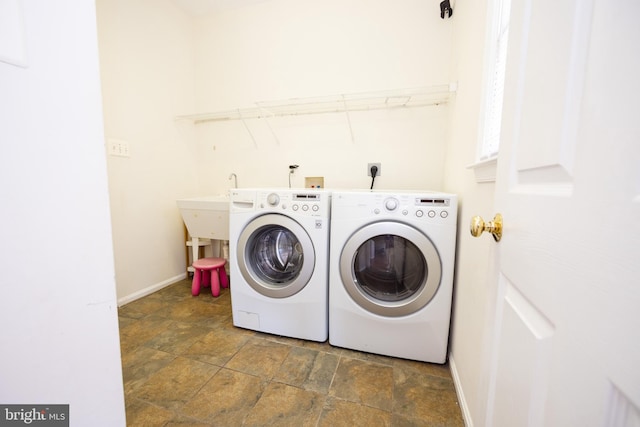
[339,221,442,317]
[237,213,315,298]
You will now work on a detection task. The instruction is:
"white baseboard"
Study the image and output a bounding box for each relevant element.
[117,272,187,307]
[449,353,473,427]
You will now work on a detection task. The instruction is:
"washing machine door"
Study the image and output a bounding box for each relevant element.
[339,221,442,317]
[237,213,315,298]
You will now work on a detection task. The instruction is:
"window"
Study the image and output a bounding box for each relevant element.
[470,0,511,182]
[481,0,511,159]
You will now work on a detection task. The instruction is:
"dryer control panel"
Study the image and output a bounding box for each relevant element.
[336,191,457,224]
[412,197,453,220]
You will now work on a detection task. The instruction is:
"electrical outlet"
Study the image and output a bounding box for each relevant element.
[367,163,381,177]
[107,139,130,158]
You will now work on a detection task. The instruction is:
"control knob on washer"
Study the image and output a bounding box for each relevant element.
[267,193,280,206]
[384,197,399,211]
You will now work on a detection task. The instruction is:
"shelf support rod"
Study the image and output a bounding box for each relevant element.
[258,106,280,145]
[342,95,355,144]
[237,108,258,148]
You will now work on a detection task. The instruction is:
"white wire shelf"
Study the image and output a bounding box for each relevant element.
[176,84,456,124]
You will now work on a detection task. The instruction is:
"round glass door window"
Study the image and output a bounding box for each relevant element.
[353,235,426,302]
[250,226,303,283]
[237,214,315,298]
[340,222,442,317]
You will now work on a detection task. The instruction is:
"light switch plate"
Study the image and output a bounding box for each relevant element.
[107,139,130,157]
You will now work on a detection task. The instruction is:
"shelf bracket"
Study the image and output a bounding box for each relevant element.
[258,106,280,145]
[342,95,355,144]
[237,108,258,148]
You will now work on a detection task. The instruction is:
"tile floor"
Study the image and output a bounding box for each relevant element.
[118,278,465,426]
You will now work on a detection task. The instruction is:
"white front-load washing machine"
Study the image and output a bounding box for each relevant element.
[229,188,331,342]
[329,190,457,363]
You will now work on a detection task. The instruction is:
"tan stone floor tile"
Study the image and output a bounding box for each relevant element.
[273,346,339,393]
[164,420,213,427]
[337,346,397,366]
[118,315,137,330]
[329,357,394,411]
[125,398,175,427]
[121,346,175,394]
[133,356,220,410]
[181,368,266,426]
[182,328,250,366]
[119,315,173,353]
[244,382,325,426]
[318,397,391,427]
[225,337,291,379]
[119,294,170,319]
[391,412,464,427]
[213,292,232,316]
[393,365,463,426]
[142,320,211,355]
[300,338,335,352]
[164,296,230,325]
[259,332,306,347]
[393,357,452,379]
[154,280,194,300]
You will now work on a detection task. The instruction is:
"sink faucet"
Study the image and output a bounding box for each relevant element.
[229,173,238,188]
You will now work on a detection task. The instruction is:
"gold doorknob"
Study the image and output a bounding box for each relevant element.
[470,213,503,242]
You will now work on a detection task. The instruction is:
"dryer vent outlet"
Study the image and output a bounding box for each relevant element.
[367,163,381,177]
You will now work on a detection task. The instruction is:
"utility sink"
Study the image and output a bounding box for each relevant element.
[177,194,230,240]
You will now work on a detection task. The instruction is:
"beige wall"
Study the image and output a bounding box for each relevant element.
[193,0,452,110]
[191,0,454,193]
[97,0,198,303]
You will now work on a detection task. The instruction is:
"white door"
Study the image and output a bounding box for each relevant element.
[483,1,640,426]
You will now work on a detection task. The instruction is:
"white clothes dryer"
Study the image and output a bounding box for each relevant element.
[329,190,457,363]
[229,188,331,342]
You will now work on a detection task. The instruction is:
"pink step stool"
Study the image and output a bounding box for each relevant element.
[191,257,229,297]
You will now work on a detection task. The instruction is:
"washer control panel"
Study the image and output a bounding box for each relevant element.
[257,191,330,217]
